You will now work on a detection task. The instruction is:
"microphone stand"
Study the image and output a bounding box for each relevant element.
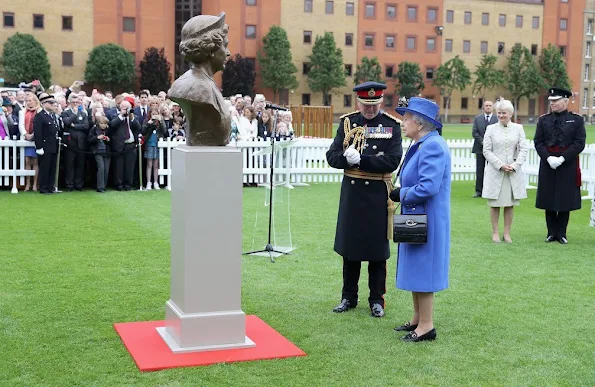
[243,109,290,263]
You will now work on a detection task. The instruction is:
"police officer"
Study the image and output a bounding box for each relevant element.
[326,81,403,317]
[534,87,586,244]
[33,93,60,194]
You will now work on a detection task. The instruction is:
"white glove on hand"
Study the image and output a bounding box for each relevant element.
[343,145,361,166]
[36,148,44,156]
[547,156,560,169]
[557,156,565,165]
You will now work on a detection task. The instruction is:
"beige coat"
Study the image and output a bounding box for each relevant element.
[482,121,528,200]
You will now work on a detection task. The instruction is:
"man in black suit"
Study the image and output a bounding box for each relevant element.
[133,90,150,124]
[61,93,90,191]
[33,93,60,194]
[109,100,141,191]
[471,100,497,197]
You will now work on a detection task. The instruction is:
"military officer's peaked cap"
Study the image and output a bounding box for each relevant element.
[38,92,55,104]
[548,87,572,100]
[353,81,387,105]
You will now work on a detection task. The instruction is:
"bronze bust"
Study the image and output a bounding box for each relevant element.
[168,12,231,146]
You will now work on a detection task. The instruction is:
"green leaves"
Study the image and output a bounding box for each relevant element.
[307,32,346,104]
[222,54,255,97]
[258,26,298,102]
[432,56,471,120]
[139,47,172,94]
[394,61,425,98]
[84,44,135,92]
[505,44,546,119]
[353,57,382,85]
[1,33,51,87]
[539,44,571,91]
[472,54,505,98]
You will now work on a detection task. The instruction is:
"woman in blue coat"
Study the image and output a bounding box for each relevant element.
[390,98,451,342]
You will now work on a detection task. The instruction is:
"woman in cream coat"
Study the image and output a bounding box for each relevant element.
[482,99,528,243]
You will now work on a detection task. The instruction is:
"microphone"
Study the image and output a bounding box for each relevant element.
[265,103,289,111]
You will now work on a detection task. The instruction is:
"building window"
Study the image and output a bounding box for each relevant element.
[33,14,44,29]
[427,7,437,23]
[560,45,566,56]
[585,64,590,81]
[326,1,334,14]
[386,4,396,19]
[344,95,352,107]
[324,94,332,106]
[245,57,256,70]
[516,15,523,28]
[562,0,569,2]
[304,0,313,13]
[482,13,489,25]
[385,65,394,78]
[303,62,311,75]
[406,36,416,50]
[3,12,15,27]
[531,44,538,55]
[384,95,394,107]
[446,10,454,23]
[463,40,471,53]
[477,97,484,109]
[346,2,354,15]
[345,33,353,46]
[246,0,256,5]
[445,39,453,52]
[345,64,353,76]
[365,3,375,18]
[302,93,311,105]
[560,18,567,30]
[426,38,435,52]
[123,17,135,32]
[498,42,505,55]
[481,41,488,54]
[407,6,417,21]
[385,35,395,48]
[426,67,434,80]
[62,16,73,30]
[246,25,256,39]
[583,88,588,108]
[365,34,374,47]
[592,91,595,108]
[532,16,539,29]
[586,42,591,58]
[499,14,506,27]
[62,51,73,67]
[464,11,471,24]
[461,97,469,110]
[588,19,594,35]
[303,30,312,44]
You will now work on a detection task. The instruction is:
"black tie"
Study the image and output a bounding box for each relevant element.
[485,115,490,122]
[142,108,146,122]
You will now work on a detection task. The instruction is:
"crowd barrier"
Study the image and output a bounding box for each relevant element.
[1,136,594,199]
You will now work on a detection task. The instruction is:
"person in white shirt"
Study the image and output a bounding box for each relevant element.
[239,105,257,140]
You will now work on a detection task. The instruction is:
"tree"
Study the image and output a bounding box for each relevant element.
[539,43,572,111]
[353,56,382,85]
[432,56,471,122]
[258,26,298,103]
[505,44,546,121]
[139,47,172,94]
[307,32,346,106]
[394,61,425,98]
[472,54,505,102]
[84,43,135,93]
[222,54,255,97]
[0,33,51,87]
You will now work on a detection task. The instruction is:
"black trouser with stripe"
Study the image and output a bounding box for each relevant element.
[545,210,570,239]
[341,258,387,307]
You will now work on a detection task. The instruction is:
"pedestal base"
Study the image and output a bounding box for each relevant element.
[156,327,255,354]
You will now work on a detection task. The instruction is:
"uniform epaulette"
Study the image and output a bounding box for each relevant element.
[340,110,360,119]
[382,111,402,124]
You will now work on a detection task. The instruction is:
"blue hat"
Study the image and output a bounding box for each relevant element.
[2,97,11,107]
[395,97,442,129]
[353,81,387,105]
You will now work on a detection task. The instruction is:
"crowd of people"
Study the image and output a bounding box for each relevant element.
[0,81,292,192]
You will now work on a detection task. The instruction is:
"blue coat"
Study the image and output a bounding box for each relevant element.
[396,131,451,292]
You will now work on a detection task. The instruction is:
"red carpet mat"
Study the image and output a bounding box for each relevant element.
[114,315,306,371]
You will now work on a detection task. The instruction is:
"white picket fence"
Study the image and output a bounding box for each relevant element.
[2,136,595,199]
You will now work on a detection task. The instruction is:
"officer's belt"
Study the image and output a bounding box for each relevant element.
[546,146,582,187]
[344,169,395,240]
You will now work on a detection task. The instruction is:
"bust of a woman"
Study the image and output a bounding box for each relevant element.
[168,12,231,146]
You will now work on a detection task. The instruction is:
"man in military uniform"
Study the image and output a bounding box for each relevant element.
[34,93,60,195]
[326,81,403,317]
[534,87,586,244]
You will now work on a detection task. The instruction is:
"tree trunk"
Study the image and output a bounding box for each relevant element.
[444,95,451,123]
[514,97,521,122]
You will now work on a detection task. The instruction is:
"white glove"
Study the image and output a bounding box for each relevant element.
[557,156,565,165]
[36,148,44,156]
[547,156,559,169]
[343,145,361,166]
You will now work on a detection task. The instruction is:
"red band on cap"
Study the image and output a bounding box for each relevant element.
[356,89,383,98]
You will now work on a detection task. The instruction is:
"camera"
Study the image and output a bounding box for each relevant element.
[122,108,133,116]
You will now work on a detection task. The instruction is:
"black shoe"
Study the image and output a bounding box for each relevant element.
[370,303,385,318]
[472,193,482,198]
[394,322,418,332]
[545,236,557,243]
[39,191,52,195]
[559,236,568,244]
[332,299,356,313]
[123,186,131,191]
[401,328,437,342]
[66,187,74,192]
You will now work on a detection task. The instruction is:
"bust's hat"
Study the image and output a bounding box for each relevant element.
[182,12,226,39]
[548,87,572,100]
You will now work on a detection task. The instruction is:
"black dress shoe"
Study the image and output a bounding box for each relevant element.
[401,328,437,342]
[66,187,74,192]
[472,193,482,198]
[370,303,385,318]
[559,236,568,244]
[394,321,418,332]
[333,299,356,313]
[545,236,557,243]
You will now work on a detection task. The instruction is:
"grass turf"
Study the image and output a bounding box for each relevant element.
[1,182,594,386]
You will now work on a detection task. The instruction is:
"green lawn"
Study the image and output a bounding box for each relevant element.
[1,183,594,386]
